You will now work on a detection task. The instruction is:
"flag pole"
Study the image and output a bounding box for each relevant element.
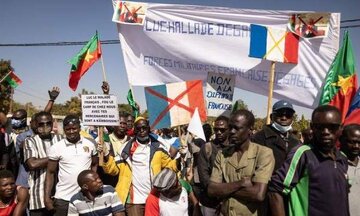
[98,46,107,166]
[266,61,276,124]
[114,24,138,114]
[0,71,12,84]
[100,54,107,82]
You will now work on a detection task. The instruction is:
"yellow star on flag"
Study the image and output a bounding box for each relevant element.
[84,50,94,62]
[331,75,355,95]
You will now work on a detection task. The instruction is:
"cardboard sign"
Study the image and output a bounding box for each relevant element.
[81,95,120,126]
[206,72,235,117]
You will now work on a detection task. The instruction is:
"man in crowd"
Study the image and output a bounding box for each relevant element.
[16,86,60,188]
[0,169,29,216]
[150,128,180,159]
[99,117,180,216]
[208,110,275,216]
[145,168,200,216]
[301,127,313,144]
[252,100,301,172]
[68,170,125,216]
[269,105,349,216]
[109,112,130,156]
[340,124,360,215]
[197,115,229,215]
[45,114,98,216]
[24,111,63,216]
[126,114,135,137]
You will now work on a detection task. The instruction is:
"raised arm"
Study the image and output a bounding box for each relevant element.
[44,86,60,112]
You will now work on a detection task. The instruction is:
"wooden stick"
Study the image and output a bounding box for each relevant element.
[100,54,107,82]
[98,46,107,166]
[0,71,12,83]
[98,127,104,166]
[266,61,276,124]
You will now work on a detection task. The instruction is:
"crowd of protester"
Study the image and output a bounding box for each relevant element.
[0,85,359,216]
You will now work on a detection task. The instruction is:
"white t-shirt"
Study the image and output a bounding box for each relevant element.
[131,141,152,204]
[159,187,189,216]
[48,136,97,201]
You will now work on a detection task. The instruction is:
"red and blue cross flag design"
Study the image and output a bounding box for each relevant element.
[145,80,207,129]
[249,24,299,64]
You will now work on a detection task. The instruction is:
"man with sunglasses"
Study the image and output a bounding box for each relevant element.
[340,124,360,216]
[269,105,349,216]
[197,115,229,215]
[99,117,181,216]
[252,100,301,172]
[23,111,63,216]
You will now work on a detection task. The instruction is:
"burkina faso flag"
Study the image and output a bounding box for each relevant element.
[319,31,358,122]
[5,71,22,88]
[68,32,102,91]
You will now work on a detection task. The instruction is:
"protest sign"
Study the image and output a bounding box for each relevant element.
[112,0,340,109]
[81,94,120,126]
[206,72,235,117]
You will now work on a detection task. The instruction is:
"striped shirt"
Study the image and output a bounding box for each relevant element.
[68,185,125,216]
[24,134,63,210]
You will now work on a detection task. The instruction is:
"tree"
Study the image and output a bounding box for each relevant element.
[118,104,132,114]
[0,59,13,114]
[51,103,68,116]
[232,99,248,112]
[254,117,266,131]
[292,114,310,132]
[65,96,82,116]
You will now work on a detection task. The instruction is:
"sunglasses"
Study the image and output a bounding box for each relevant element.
[214,127,228,133]
[37,121,52,127]
[135,125,149,131]
[273,111,294,118]
[312,123,341,132]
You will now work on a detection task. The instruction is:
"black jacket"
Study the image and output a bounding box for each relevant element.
[251,125,301,172]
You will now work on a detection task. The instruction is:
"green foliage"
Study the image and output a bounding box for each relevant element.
[254,117,266,131]
[118,104,132,114]
[0,59,13,114]
[292,114,310,132]
[12,102,39,117]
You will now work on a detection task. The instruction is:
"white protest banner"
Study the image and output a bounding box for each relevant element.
[206,72,235,117]
[112,0,340,109]
[81,94,120,126]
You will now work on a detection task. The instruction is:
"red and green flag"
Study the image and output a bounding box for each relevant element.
[319,31,358,122]
[68,32,102,91]
[4,71,22,88]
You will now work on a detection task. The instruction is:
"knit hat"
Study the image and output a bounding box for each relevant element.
[152,168,177,191]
